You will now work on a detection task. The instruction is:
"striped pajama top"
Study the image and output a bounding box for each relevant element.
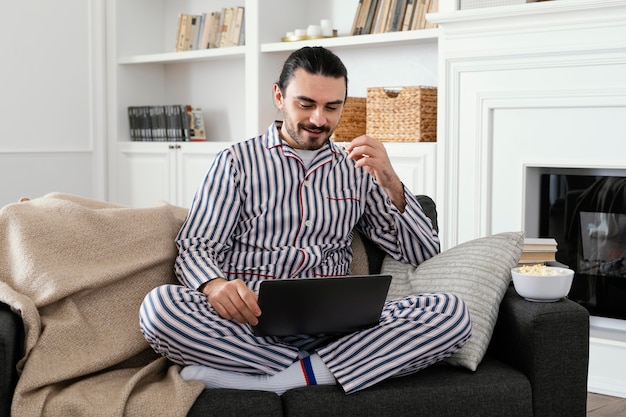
[174,121,440,291]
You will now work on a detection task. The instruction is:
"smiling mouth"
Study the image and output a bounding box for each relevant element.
[302,126,327,136]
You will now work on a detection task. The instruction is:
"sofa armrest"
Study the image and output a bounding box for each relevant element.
[0,302,23,417]
[488,286,589,417]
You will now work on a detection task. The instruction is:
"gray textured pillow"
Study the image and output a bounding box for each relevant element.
[381,231,524,371]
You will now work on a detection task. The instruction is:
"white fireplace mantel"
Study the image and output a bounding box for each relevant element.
[429,0,626,398]
[430,0,626,248]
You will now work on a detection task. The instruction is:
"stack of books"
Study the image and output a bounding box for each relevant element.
[175,6,245,52]
[517,238,558,266]
[127,105,206,142]
[351,0,439,35]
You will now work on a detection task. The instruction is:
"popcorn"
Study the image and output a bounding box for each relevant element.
[518,264,561,276]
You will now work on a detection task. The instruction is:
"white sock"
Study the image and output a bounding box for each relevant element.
[180,353,336,395]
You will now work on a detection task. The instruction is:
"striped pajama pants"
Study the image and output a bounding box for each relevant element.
[139,284,472,394]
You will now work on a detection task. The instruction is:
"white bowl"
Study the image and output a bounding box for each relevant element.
[511,266,574,302]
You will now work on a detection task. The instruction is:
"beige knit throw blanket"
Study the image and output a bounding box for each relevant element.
[0,193,205,416]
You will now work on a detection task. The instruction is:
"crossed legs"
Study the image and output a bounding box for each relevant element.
[139,284,471,394]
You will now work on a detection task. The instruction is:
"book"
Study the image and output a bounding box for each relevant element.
[164,105,176,141]
[186,106,207,141]
[354,0,372,35]
[227,6,245,47]
[402,0,416,31]
[214,9,225,47]
[179,104,190,141]
[175,14,189,52]
[388,0,408,32]
[523,238,558,252]
[190,15,200,50]
[517,251,557,264]
[208,11,222,48]
[363,0,380,35]
[517,237,558,266]
[171,105,183,141]
[351,0,365,35]
[182,14,194,51]
[175,13,202,51]
[418,0,432,29]
[373,0,393,33]
[192,14,205,50]
[148,106,158,141]
[238,9,246,46]
[128,107,138,140]
[199,12,211,49]
[425,0,439,28]
[412,0,426,30]
[519,250,557,260]
[219,7,233,48]
[139,106,151,141]
[149,105,167,141]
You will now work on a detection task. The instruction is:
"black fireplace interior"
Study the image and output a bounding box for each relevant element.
[539,173,626,319]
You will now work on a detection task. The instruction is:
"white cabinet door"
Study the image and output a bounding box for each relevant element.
[115,142,229,208]
[384,143,437,197]
[176,143,226,208]
[116,142,175,207]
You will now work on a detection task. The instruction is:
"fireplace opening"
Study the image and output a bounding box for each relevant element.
[525,167,626,320]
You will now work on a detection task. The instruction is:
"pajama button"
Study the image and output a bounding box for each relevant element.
[305,220,312,227]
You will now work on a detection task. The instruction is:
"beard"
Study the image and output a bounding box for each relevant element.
[282,116,335,151]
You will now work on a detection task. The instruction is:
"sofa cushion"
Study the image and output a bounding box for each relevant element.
[280,356,532,417]
[188,389,283,417]
[381,231,524,371]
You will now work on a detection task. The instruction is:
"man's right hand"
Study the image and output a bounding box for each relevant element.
[201,278,261,326]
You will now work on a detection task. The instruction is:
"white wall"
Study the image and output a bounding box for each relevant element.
[0,0,106,208]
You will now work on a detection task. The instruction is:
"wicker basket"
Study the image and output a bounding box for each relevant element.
[366,86,437,142]
[333,97,366,142]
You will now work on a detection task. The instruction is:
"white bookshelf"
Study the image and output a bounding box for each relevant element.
[106,0,440,207]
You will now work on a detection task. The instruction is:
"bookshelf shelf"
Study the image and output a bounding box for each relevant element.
[261,29,439,53]
[118,47,245,65]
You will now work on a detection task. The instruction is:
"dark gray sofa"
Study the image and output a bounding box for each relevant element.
[181,286,590,417]
[0,196,590,416]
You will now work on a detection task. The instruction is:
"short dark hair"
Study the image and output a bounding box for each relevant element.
[277,47,348,98]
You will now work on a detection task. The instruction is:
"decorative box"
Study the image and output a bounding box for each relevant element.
[333,97,366,142]
[366,86,437,142]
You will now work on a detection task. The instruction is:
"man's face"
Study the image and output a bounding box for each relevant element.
[274,68,346,151]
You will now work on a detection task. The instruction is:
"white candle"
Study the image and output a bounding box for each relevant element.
[307,25,322,36]
[320,19,332,36]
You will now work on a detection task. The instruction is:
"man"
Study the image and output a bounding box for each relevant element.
[140,46,471,395]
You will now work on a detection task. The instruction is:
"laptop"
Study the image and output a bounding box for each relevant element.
[251,274,392,337]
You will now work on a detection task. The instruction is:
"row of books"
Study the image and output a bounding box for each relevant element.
[352,0,439,35]
[518,237,558,265]
[128,105,206,142]
[175,7,245,52]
